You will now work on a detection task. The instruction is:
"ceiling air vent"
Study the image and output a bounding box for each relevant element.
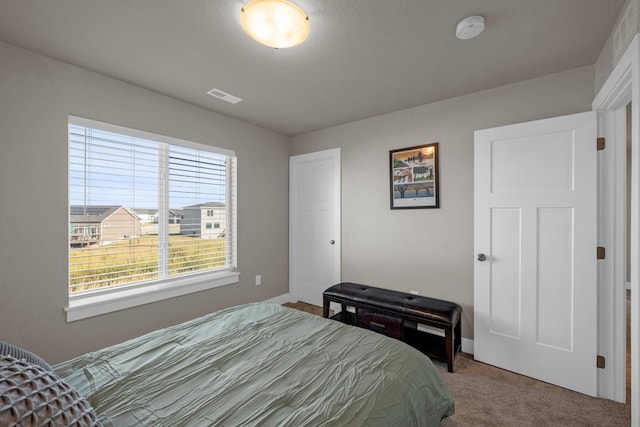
[206,88,242,104]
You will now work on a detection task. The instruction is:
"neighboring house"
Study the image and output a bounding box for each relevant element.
[166,209,183,224]
[70,205,141,247]
[133,208,157,224]
[133,208,183,224]
[180,202,225,239]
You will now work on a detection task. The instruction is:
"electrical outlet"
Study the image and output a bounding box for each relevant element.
[255,275,261,286]
[410,290,419,295]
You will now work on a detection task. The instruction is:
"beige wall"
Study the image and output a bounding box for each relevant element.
[0,42,290,363]
[594,0,638,94]
[291,66,596,341]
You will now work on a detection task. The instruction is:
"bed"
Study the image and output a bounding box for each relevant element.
[4,302,454,426]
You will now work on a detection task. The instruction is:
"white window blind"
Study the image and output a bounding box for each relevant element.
[68,117,236,295]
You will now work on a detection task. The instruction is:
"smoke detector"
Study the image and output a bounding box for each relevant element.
[456,16,485,40]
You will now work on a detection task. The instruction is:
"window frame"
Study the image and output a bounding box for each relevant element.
[66,116,239,322]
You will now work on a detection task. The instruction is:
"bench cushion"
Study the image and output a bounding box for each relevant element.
[324,282,461,326]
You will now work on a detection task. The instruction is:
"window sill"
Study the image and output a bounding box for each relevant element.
[65,270,240,322]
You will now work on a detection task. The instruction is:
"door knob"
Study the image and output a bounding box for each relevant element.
[330,240,335,245]
[477,253,487,261]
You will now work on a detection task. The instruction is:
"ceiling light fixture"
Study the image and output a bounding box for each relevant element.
[456,16,485,40]
[241,0,310,48]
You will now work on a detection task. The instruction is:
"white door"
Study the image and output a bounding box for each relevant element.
[474,111,598,396]
[290,148,341,307]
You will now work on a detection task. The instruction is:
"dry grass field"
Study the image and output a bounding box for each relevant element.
[70,235,226,292]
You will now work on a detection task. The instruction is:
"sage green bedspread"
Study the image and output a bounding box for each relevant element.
[54,302,454,426]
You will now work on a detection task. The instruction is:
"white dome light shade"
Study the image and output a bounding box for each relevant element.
[456,16,485,40]
[241,0,310,48]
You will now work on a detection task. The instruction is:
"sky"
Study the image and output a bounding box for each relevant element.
[69,125,227,210]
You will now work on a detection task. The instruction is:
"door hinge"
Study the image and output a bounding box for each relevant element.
[597,355,606,369]
[597,246,606,260]
[597,137,606,151]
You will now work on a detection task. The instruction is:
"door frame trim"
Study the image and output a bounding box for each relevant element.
[593,33,639,417]
[289,148,341,304]
[594,102,628,403]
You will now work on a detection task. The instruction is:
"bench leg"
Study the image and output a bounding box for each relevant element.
[445,327,454,373]
[322,297,330,318]
[454,319,462,354]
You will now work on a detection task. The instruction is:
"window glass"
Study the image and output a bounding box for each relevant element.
[69,118,236,294]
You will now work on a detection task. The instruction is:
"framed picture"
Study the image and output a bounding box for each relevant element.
[390,142,439,209]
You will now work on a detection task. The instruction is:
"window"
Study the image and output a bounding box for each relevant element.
[205,222,212,229]
[67,116,238,321]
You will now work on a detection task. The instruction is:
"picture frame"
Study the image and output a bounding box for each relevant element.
[390,142,439,209]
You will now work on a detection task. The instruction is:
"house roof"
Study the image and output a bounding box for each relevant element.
[132,208,157,216]
[182,202,225,209]
[0,1,626,136]
[132,208,184,218]
[70,206,120,223]
[70,205,138,223]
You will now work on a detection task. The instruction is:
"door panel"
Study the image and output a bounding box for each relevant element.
[475,111,598,396]
[489,207,522,339]
[537,207,573,351]
[490,131,574,193]
[290,149,341,307]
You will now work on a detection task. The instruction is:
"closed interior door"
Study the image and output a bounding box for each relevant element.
[290,149,341,307]
[474,111,598,396]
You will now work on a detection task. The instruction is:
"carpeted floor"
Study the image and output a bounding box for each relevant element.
[284,301,631,426]
[283,301,325,315]
[437,354,629,426]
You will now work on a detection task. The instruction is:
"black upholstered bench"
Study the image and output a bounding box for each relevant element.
[323,282,462,372]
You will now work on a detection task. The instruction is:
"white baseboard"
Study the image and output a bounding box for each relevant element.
[264,293,294,304]
[462,338,474,355]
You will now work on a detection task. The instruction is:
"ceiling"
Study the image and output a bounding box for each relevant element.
[0,0,627,136]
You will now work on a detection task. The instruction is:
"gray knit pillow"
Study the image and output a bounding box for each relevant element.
[0,354,101,426]
[0,341,52,372]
